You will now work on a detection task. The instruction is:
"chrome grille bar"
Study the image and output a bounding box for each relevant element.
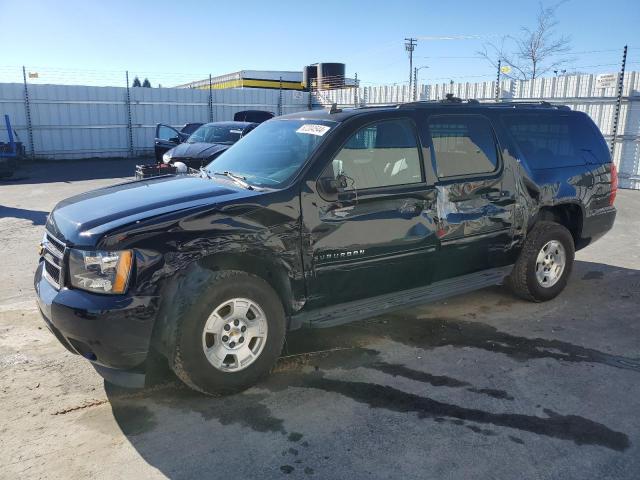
[42,232,66,290]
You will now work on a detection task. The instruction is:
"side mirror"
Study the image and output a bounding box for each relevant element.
[319,175,347,195]
[169,136,180,144]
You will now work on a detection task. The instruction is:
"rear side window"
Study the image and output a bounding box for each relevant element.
[501,112,609,169]
[427,115,498,178]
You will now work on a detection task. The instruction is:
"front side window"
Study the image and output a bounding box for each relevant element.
[157,125,179,142]
[428,115,498,178]
[329,118,423,190]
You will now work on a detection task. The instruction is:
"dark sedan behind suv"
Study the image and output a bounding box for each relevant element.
[161,121,257,170]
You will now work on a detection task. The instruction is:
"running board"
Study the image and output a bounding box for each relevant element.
[290,265,512,329]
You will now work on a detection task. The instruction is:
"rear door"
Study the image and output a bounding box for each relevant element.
[418,112,515,280]
[301,115,440,307]
[154,124,182,162]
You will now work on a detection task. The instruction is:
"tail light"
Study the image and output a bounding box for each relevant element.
[609,162,618,206]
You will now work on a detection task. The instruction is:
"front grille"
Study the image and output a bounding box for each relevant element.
[42,232,66,289]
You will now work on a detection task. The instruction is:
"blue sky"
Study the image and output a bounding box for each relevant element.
[1,0,638,87]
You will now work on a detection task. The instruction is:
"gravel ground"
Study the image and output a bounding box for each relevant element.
[1,160,639,480]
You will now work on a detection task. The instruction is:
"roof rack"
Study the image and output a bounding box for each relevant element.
[397,98,570,110]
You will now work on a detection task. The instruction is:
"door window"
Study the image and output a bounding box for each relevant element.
[428,115,498,178]
[157,125,180,142]
[501,112,609,168]
[329,119,422,190]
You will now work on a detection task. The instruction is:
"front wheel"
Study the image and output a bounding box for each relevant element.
[171,271,286,395]
[508,221,575,302]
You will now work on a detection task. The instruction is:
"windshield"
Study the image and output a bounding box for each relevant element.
[204,119,337,187]
[187,124,244,145]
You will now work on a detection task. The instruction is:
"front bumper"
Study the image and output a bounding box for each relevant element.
[34,262,159,387]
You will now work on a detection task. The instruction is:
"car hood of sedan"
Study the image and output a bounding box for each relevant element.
[168,142,231,160]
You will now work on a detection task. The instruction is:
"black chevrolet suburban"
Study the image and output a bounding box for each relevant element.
[35,99,617,395]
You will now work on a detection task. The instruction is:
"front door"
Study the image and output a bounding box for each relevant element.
[301,117,440,308]
[154,124,182,162]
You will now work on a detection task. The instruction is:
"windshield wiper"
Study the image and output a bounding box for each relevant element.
[213,171,254,190]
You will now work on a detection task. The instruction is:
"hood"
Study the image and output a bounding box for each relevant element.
[168,142,230,160]
[46,175,259,247]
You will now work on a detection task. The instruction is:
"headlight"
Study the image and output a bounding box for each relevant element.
[162,152,172,164]
[68,249,134,294]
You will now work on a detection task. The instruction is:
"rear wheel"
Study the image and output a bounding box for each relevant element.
[508,221,575,302]
[171,271,286,395]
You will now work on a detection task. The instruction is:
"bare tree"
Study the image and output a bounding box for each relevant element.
[478,2,572,80]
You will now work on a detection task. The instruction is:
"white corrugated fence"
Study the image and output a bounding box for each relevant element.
[0,72,638,189]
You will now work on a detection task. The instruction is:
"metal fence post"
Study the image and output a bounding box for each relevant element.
[208,74,214,122]
[278,77,283,116]
[354,72,359,107]
[21,66,35,159]
[610,45,628,156]
[495,60,501,102]
[125,71,134,158]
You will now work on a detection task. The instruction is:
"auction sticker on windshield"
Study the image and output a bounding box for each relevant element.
[297,124,331,136]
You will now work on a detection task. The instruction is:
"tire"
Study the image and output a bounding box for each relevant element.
[508,221,575,302]
[171,270,286,395]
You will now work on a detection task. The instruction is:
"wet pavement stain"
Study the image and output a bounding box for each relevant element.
[466,425,497,436]
[371,362,469,388]
[287,432,304,442]
[298,375,630,451]
[109,386,287,435]
[110,405,157,437]
[280,465,294,474]
[286,313,640,373]
[467,388,514,401]
[372,362,514,401]
[582,271,605,280]
[374,315,640,372]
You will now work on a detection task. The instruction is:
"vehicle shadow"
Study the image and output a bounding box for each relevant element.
[2,158,142,185]
[0,205,49,225]
[103,260,639,479]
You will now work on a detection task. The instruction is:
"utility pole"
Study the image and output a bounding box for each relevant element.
[413,66,428,102]
[610,45,627,155]
[405,38,417,101]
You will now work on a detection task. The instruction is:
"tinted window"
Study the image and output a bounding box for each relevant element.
[187,125,244,145]
[502,112,609,169]
[329,119,422,190]
[157,125,179,141]
[234,110,275,123]
[180,123,203,135]
[428,115,498,178]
